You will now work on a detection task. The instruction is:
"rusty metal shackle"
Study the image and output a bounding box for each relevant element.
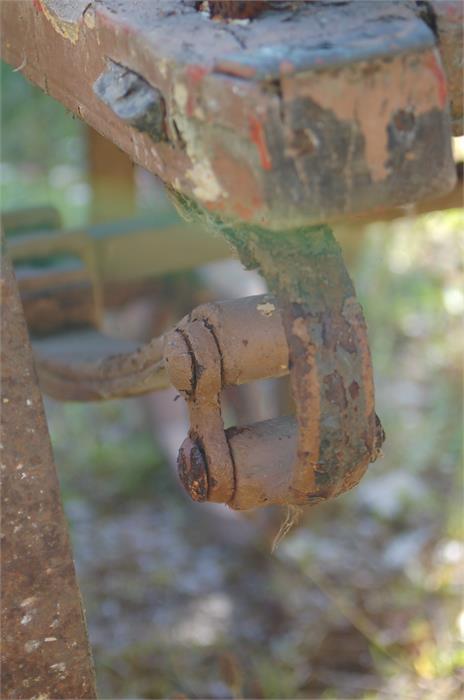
[164,289,384,510]
[164,294,290,508]
[165,195,385,511]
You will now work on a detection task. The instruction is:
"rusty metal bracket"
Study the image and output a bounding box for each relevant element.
[1,1,459,229]
[219,222,385,508]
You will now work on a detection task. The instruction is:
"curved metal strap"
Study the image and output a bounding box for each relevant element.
[33,330,168,401]
[196,213,385,506]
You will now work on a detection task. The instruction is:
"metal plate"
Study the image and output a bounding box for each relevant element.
[0,0,457,228]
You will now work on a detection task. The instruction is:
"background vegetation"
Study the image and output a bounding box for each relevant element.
[1,62,463,699]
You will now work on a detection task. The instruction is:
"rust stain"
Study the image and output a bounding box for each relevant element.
[424,51,448,108]
[343,296,375,436]
[233,202,255,220]
[185,65,209,117]
[249,115,272,171]
[286,48,445,183]
[210,144,264,219]
[186,64,209,85]
[290,316,319,493]
[214,60,257,79]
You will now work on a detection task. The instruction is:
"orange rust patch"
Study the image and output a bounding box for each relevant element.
[249,115,272,171]
[424,52,448,108]
[211,144,265,220]
[214,60,257,79]
[186,64,209,85]
[184,65,209,117]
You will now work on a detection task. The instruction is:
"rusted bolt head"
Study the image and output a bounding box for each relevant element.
[203,1,267,20]
[164,330,193,393]
[177,437,209,502]
[93,60,167,142]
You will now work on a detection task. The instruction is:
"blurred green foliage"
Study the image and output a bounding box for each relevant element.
[1,60,87,223]
[49,400,165,510]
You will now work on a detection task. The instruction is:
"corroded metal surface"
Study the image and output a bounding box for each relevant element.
[0,252,97,699]
[0,0,457,228]
[93,60,167,142]
[241,226,383,504]
[165,269,384,509]
[168,318,236,503]
[34,330,168,400]
[430,0,464,135]
[204,1,268,21]
[165,294,289,505]
[25,278,382,510]
[1,0,457,515]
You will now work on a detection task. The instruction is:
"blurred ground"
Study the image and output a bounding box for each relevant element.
[2,63,463,700]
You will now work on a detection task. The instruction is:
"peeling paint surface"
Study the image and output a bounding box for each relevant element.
[1,0,457,228]
[187,160,225,202]
[256,301,275,317]
[40,0,90,44]
[173,78,226,203]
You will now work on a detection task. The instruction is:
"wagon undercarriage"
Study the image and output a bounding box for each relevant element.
[1,1,462,697]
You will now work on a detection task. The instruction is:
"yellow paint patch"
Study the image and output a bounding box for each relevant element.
[174,83,188,111]
[41,1,80,44]
[256,302,276,317]
[187,161,224,202]
[173,80,225,203]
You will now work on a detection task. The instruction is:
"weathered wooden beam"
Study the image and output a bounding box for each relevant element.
[0,0,457,229]
[0,250,97,699]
